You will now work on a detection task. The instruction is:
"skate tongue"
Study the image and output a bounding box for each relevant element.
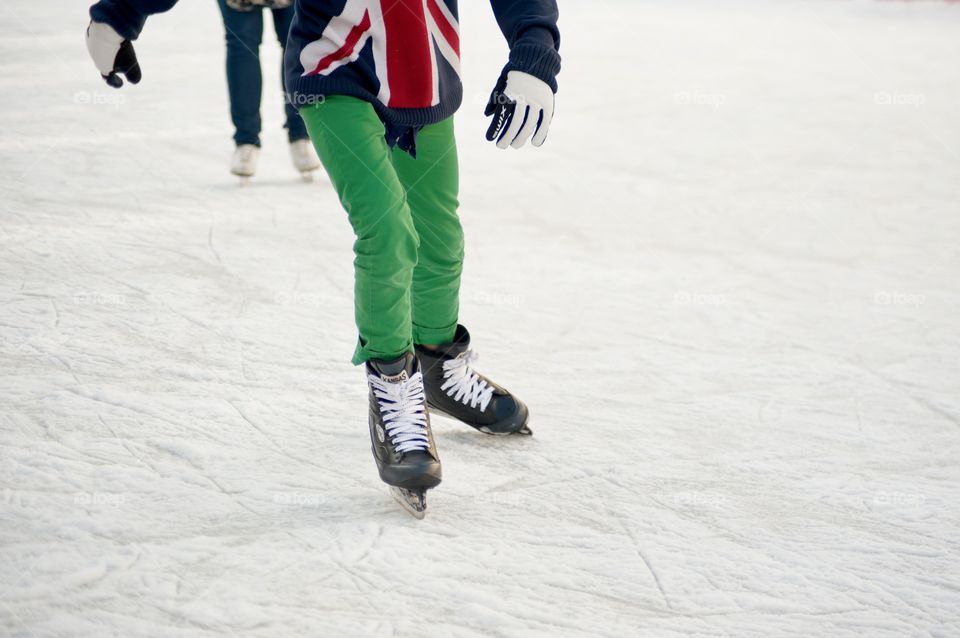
[370,352,415,383]
[381,370,408,383]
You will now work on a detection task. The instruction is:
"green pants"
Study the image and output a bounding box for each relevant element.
[301,96,463,364]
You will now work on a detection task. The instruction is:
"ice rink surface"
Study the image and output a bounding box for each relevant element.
[2,0,959,635]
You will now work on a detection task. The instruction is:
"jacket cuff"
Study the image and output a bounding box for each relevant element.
[89,2,147,40]
[506,42,562,93]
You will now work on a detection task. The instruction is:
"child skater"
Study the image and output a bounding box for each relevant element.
[86,0,561,516]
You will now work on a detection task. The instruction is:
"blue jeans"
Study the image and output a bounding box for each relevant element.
[216,0,307,146]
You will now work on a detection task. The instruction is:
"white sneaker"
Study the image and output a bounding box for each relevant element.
[290,139,321,176]
[230,144,260,178]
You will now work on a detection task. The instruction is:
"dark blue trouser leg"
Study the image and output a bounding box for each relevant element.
[217,0,263,147]
[270,5,308,142]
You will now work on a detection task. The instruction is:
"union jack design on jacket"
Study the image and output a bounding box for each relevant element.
[285,0,561,149]
[301,0,462,110]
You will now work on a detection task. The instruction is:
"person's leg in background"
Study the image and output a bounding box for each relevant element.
[272,4,320,176]
[216,0,263,147]
[299,97,419,364]
[270,4,308,143]
[389,119,462,348]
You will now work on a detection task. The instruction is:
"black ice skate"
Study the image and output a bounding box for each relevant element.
[366,352,442,518]
[415,325,531,436]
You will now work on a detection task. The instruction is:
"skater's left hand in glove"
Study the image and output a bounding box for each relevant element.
[485,71,555,150]
[85,21,141,88]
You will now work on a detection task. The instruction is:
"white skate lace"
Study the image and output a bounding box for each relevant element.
[441,351,494,412]
[368,372,430,453]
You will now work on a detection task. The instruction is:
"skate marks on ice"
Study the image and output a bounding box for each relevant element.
[3,0,960,635]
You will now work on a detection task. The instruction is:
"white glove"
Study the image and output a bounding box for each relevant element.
[86,21,142,88]
[485,71,555,150]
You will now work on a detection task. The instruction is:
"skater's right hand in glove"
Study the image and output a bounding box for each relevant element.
[85,21,141,88]
[485,71,555,149]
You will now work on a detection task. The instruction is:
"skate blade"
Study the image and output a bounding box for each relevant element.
[389,487,427,519]
[479,424,533,436]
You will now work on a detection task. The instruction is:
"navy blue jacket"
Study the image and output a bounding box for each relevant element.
[90,0,178,40]
[90,0,561,144]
